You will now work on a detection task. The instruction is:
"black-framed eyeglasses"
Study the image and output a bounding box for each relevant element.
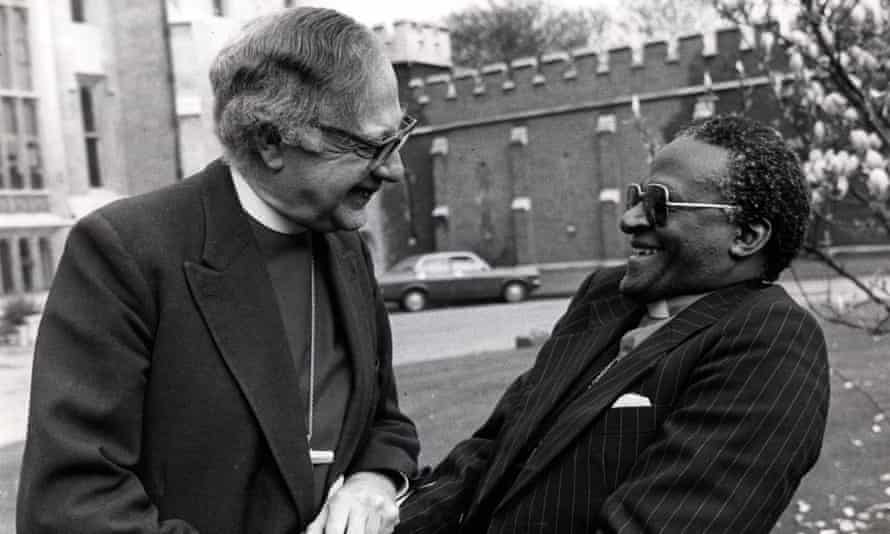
[315,115,417,171]
[626,183,738,227]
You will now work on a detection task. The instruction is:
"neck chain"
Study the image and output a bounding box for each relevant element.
[307,233,334,465]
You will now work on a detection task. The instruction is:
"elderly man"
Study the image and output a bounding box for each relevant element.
[18,8,418,534]
[398,115,829,533]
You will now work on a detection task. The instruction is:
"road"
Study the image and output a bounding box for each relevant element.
[389,297,570,365]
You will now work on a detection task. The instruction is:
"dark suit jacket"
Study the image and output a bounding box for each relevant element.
[399,266,829,533]
[17,160,419,533]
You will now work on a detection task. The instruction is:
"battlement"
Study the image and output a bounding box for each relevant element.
[408,25,776,125]
[373,20,452,68]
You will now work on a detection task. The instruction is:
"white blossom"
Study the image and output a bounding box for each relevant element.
[814,121,826,142]
[851,3,868,26]
[867,168,890,200]
[790,51,805,74]
[843,107,860,122]
[822,92,848,115]
[850,129,871,152]
[844,154,861,176]
[760,32,775,54]
[863,149,885,169]
[789,29,810,48]
[836,174,850,197]
[868,133,882,149]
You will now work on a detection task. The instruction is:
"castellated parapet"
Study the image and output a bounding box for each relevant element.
[373,20,452,68]
[408,26,779,126]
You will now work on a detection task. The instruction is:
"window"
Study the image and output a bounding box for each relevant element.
[0,4,41,191]
[420,257,450,276]
[0,240,11,294]
[39,237,53,288]
[80,85,102,187]
[71,0,85,22]
[19,237,32,292]
[212,0,225,17]
[12,7,31,90]
[0,8,10,88]
[284,0,295,6]
[450,256,485,273]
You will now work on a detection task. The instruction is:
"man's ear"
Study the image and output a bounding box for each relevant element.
[256,129,284,171]
[730,219,772,258]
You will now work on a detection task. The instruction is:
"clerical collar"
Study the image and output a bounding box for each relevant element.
[646,293,708,320]
[230,165,306,235]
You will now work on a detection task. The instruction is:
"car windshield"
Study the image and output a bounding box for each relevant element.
[389,255,422,272]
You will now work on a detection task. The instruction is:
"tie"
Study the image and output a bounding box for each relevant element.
[593,301,671,386]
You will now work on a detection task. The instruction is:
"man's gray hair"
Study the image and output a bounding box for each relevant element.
[209,7,383,171]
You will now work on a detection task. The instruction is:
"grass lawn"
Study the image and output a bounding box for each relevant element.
[394,320,890,533]
[1,320,887,533]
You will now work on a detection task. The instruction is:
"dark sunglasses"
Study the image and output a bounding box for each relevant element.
[626,183,738,226]
[315,115,417,171]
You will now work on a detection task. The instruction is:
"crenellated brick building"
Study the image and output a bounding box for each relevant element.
[376,26,790,270]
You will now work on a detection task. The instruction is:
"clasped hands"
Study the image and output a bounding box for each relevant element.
[304,471,400,534]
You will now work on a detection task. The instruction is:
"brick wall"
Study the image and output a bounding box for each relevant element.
[386,26,788,269]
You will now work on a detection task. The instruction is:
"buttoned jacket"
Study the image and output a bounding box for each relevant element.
[399,266,829,533]
[18,160,419,533]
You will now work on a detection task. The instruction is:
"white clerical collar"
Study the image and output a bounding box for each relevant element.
[230,165,306,235]
[646,292,708,320]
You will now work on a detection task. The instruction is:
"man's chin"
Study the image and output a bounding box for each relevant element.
[332,211,367,232]
[618,273,650,300]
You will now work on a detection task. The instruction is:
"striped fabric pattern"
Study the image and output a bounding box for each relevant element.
[398,266,829,534]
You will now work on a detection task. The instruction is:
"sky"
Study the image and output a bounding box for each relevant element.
[300,0,623,28]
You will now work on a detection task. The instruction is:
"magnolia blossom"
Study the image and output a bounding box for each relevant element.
[760,32,775,54]
[789,51,805,74]
[822,92,848,114]
[804,157,827,186]
[843,107,860,122]
[867,168,890,200]
[851,3,868,26]
[789,29,810,48]
[868,133,882,149]
[835,174,850,197]
[811,187,827,207]
[813,121,826,142]
[828,150,860,177]
[863,148,886,170]
[850,129,870,151]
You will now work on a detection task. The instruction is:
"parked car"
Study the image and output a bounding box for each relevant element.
[376,251,541,312]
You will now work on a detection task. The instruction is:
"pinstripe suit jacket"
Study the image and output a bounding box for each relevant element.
[398,266,829,533]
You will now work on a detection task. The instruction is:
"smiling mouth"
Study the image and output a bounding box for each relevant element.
[630,246,661,258]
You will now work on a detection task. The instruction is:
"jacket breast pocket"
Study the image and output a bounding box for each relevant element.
[596,406,661,490]
[599,405,659,435]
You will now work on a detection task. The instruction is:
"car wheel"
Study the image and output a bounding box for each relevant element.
[502,282,528,303]
[401,290,427,312]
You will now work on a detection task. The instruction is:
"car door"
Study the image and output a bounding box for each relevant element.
[448,254,496,301]
[416,256,455,302]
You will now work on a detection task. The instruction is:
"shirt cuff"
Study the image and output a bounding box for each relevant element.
[368,469,410,501]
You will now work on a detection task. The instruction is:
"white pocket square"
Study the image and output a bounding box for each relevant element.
[611,392,652,408]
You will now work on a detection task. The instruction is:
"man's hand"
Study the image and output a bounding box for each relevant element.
[305,471,399,534]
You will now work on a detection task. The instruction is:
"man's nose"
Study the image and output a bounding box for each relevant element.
[371,151,405,183]
[619,202,650,234]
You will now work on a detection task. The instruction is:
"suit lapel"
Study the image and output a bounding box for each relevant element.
[473,291,641,512]
[321,234,377,483]
[495,282,761,511]
[183,163,315,520]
